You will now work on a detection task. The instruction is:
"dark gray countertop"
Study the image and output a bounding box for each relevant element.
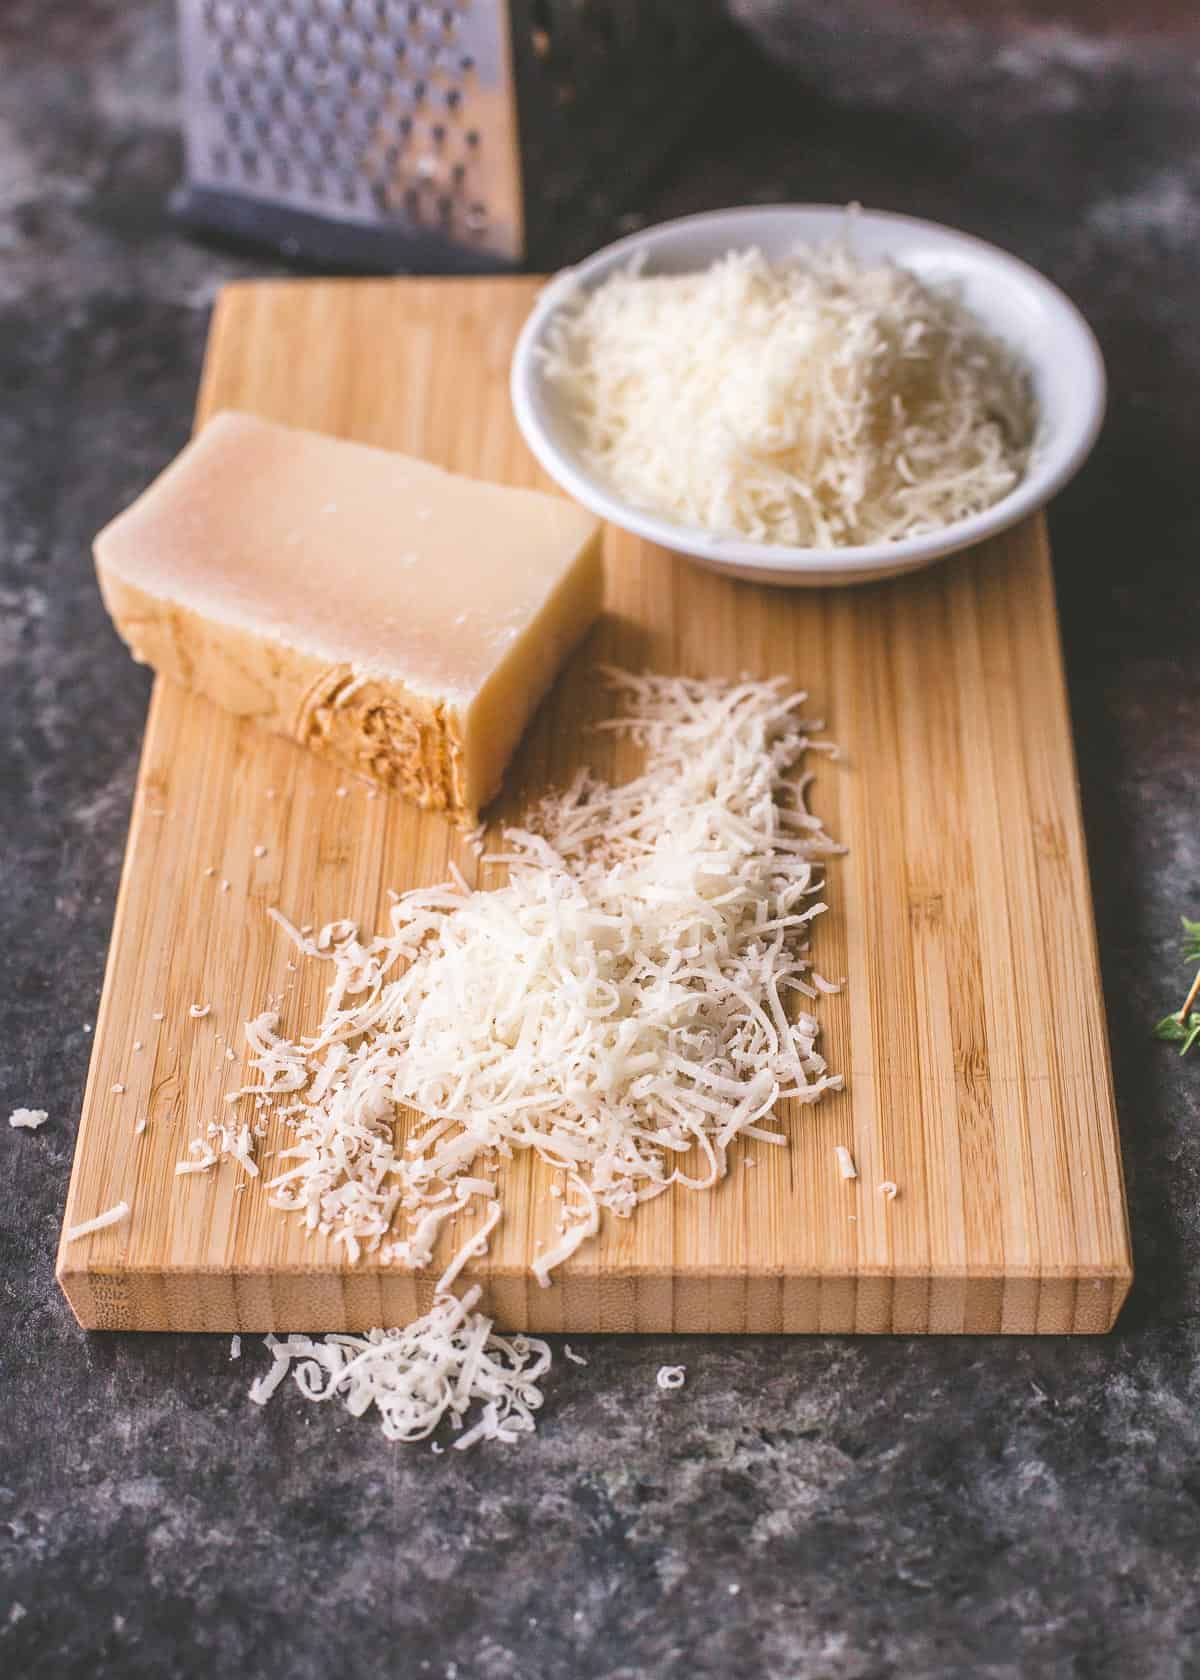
[3,4,1199,1676]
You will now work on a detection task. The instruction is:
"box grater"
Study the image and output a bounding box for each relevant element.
[173,0,732,273]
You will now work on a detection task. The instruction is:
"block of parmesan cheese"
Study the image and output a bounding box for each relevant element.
[94,412,603,820]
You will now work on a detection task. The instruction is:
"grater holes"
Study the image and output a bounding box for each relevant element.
[190,0,510,247]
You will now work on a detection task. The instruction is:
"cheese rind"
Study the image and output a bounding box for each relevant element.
[94,412,603,817]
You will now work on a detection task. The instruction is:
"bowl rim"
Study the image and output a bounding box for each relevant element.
[510,203,1107,580]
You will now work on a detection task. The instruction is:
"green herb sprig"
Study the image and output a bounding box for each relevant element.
[1154,917,1200,1057]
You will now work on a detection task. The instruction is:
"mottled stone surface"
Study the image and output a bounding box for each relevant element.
[2,4,1199,1677]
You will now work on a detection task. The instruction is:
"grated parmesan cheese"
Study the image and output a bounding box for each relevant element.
[656,1365,686,1391]
[65,1201,130,1242]
[541,235,1033,549]
[9,1107,48,1130]
[234,672,841,1289]
[835,1145,858,1180]
[248,1286,550,1448]
[879,1180,899,1201]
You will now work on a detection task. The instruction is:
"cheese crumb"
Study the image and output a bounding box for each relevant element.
[189,1003,212,1019]
[110,1083,126,1095]
[563,1343,588,1367]
[176,1144,218,1175]
[253,844,267,858]
[65,1200,130,1242]
[230,1334,242,1360]
[879,1180,899,1201]
[9,1107,48,1130]
[656,1365,686,1391]
[835,1145,858,1180]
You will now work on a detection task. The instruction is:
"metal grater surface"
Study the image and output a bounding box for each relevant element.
[174,0,732,272]
[178,0,522,267]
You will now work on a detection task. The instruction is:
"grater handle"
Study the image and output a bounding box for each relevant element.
[170,184,513,276]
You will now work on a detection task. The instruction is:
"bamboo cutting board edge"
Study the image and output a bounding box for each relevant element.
[57,277,1132,1335]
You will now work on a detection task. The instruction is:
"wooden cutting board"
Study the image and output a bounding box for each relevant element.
[57,278,1131,1335]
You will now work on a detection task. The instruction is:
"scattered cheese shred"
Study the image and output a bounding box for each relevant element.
[541,235,1033,549]
[656,1365,686,1391]
[175,1144,217,1176]
[563,1344,588,1367]
[879,1180,900,1201]
[189,1003,212,1019]
[835,1145,858,1180]
[236,671,841,1288]
[230,1334,242,1360]
[247,1286,551,1448]
[65,1200,130,1242]
[9,1107,48,1130]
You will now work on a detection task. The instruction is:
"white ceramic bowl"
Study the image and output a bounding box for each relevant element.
[510,205,1106,587]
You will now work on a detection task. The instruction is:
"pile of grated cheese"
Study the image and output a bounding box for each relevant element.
[249,1286,550,1449]
[540,237,1034,549]
[232,671,841,1285]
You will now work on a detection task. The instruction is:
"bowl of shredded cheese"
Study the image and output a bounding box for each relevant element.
[510,205,1105,586]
